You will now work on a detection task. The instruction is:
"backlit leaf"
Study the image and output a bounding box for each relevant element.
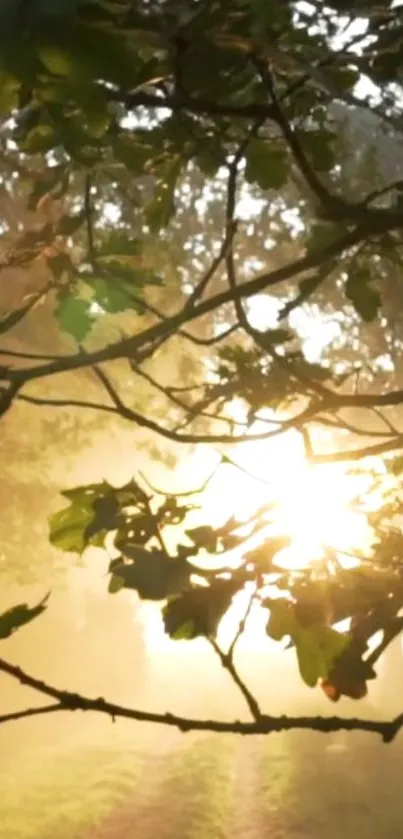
[185,526,219,553]
[49,503,95,553]
[108,574,125,594]
[345,270,381,322]
[55,295,94,341]
[36,44,77,77]
[97,233,142,260]
[295,626,348,688]
[245,140,288,190]
[0,595,49,640]
[0,70,20,116]
[163,579,240,640]
[266,599,296,641]
[58,212,85,236]
[110,551,191,601]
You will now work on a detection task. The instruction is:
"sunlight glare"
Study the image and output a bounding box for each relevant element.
[140,424,378,656]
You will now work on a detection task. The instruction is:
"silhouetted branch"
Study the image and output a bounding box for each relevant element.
[209,637,262,720]
[112,89,277,122]
[0,703,64,725]
[313,435,403,464]
[0,285,51,339]
[228,585,257,661]
[183,222,237,311]
[0,348,64,361]
[1,654,403,742]
[6,223,378,390]
[17,393,119,415]
[84,173,95,263]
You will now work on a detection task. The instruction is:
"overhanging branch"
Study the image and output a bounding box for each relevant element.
[0,654,402,743]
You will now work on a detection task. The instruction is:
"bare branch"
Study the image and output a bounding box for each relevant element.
[7,223,380,391]
[228,585,257,661]
[182,222,237,312]
[0,348,64,361]
[84,173,96,263]
[207,636,262,720]
[312,435,403,464]
[0,703,63,725]
[112,88,277,122]
[0,654,402,742]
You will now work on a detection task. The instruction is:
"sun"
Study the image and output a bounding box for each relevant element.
[191,427,374,565]
[138,424,379,656]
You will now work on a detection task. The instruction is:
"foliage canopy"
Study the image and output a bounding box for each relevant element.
[1,0,403,741]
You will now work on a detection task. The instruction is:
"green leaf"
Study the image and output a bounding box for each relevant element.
[108,574,125,594]
[146,157,182,231]
[103,262,163,288]
[49,483,116,554]
[58,212,85,237]
[295,627,325,688]
[163,579,240,640]
[69,83,111,138]
[61,482,112,503]
[246,535,291,569]
[36,44,77,76]
[49,502,95,553]
[53,118,104,165]
[84,495,119,540]
[247,0,290,27]
[345,271,381,322]
[266,599,296,641]
[295,626,348,688]
[88,277,135,314]
[257,328,293,347]
[97,233,142,260]
[113,135,153,173]
[387,455,403,476]
[245,140,288,190]
[37,0,80,17]
[111,551,191,601]
[0,69,20,116]
[169,619,196,641]
[300,129,335,172]
[305,222,344,256]
[0,595,49,640]
[55,295,94,341]
[185,526,219,553]
[196,147,224,177]
[19,122,59,155]
[34,21,140,89]
[0,0,19,26]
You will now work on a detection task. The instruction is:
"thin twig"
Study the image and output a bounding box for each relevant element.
[0,703,63,725]
[209,637,262,720]
[84,173,96,263]
[228,584,257,661]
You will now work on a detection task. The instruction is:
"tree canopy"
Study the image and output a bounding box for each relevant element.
[2,0,403,742]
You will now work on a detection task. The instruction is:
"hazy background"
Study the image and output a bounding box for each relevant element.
[2,394,403,839]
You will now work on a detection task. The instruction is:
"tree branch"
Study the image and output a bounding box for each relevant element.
[0,703,64,725]
[0,654,402,742]
[7,223,383,390]
[112,89,277,122]
[209,636,262,721]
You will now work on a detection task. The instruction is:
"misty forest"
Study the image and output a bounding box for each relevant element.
[2,0,403,837]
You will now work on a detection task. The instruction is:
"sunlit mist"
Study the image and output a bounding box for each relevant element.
[138,423,386,656]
